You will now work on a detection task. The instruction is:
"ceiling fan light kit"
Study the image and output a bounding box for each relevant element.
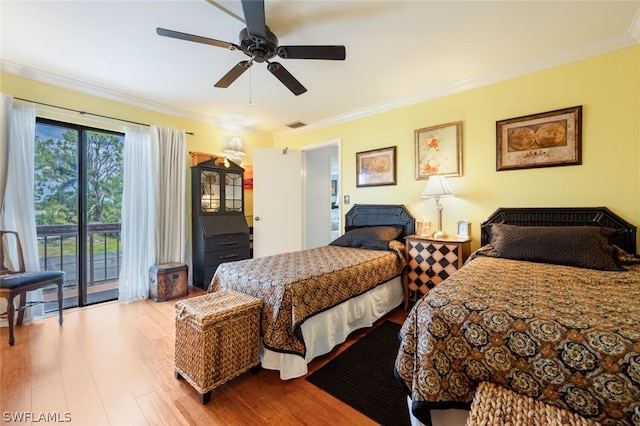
[156,0,346,96]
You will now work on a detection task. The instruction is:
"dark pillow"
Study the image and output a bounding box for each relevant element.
[488,224,624,271]
[329,226,402,251]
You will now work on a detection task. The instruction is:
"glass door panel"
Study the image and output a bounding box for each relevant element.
[200,170,220,213]
[34,118,123,311]
[225,172,243,212]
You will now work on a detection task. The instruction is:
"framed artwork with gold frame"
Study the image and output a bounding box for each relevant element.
[415,121,462,179]
[496,106,582,171]
[356,146,397,187]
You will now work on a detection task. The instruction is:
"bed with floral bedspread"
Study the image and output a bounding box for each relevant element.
[395,209,640,426]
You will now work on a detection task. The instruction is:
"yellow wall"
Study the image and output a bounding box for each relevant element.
[0,73,273,223]
[2,44,639,249]
[275,45,640,249]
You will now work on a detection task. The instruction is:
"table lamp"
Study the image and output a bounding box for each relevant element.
[421,174,454,238]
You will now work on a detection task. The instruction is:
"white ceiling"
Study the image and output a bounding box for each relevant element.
[2,1,639,136]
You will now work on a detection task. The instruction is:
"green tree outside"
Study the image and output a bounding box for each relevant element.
[34,128,123,225]
[34,124,124,256]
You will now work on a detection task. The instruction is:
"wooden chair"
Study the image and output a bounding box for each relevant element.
[0,230,64,346]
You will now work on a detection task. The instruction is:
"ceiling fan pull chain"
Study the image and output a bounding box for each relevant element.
[249,66,253,107]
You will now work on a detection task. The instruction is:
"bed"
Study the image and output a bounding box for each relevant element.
[395,207,640,426]
[209,204,415,379]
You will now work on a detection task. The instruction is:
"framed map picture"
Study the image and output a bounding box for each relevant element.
[356,146,396,187]
[496,106,582,171]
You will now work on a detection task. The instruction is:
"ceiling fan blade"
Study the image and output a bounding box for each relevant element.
[214,61,252,88]
[241,0,267,39]
[277,45,346,60]
[267,62,307,96]
[156,27,239,50]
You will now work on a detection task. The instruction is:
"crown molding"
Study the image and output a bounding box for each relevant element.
[3,19,638,142]
[275,30,639,139]
[630,4,640,42]
[0,60,270,138]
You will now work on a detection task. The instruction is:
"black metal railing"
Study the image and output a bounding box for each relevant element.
[36,223,122,299]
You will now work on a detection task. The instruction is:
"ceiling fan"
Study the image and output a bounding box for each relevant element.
[156,0,346,96]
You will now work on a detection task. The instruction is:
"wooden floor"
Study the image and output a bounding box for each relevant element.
[0,287,409,425]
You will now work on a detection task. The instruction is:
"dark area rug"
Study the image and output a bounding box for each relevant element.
[306,321,411,426]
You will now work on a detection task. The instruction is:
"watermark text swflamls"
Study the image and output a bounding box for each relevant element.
[3,412,71,423]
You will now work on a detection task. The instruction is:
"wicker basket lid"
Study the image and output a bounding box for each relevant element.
[175,289,262,326]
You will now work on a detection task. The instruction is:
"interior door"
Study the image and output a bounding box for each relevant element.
[253,147,302,257]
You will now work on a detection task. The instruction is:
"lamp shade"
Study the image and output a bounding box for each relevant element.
[224,136,245,157]
[421,174,454,198]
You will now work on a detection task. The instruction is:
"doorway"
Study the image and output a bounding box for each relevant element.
[252,139,341,257]
[34,118,124,310]
[303,141,340,249]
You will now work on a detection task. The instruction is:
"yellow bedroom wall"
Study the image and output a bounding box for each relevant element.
[275,44,640,250]
[2,44,639,250]
[0,73,272,223]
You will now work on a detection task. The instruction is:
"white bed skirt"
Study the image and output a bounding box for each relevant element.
[407,397,469,426]
[260,276,404,380]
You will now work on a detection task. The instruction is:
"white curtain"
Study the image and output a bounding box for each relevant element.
[118,125,189,302]
[150,125,189,267]
[0,94,11,213]
[118,126,155,301]
[0,96,43,321]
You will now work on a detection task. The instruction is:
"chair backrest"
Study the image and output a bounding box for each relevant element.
[0,230,26,275]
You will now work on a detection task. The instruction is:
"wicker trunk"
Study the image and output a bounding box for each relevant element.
[466,382,602,426]
[174,289,262,403]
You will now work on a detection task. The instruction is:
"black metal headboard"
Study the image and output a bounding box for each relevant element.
[481,207,637,255]
[344,204,415,240]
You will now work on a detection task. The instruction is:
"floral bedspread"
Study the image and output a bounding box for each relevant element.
[209,241,406,357]
[395,254,640,426]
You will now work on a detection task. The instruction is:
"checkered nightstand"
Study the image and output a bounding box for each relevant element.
[404,235,471,309]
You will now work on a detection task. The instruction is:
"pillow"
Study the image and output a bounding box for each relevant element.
[329,226,402,251]
[487,224,624,271]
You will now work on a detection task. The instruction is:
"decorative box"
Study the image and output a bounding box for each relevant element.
[149,262,188,302]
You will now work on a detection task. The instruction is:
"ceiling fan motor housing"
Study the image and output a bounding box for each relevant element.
[239,27,278,63]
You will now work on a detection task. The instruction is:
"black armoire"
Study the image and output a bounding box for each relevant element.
[191,157,250,289]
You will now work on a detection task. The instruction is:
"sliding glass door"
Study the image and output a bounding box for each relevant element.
[34,118,124,309]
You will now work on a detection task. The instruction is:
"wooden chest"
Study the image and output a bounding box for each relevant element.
[149,262,188,302]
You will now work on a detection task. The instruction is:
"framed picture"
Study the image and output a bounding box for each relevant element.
[415,121,462,179]
[330,179,337,196]
[243,164,253,189]
[496,106,582,171]
[356,146,397,187]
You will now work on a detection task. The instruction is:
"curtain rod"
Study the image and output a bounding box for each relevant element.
[14,97,195,135]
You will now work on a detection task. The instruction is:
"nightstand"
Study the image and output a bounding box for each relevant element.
[404,235,472,309]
